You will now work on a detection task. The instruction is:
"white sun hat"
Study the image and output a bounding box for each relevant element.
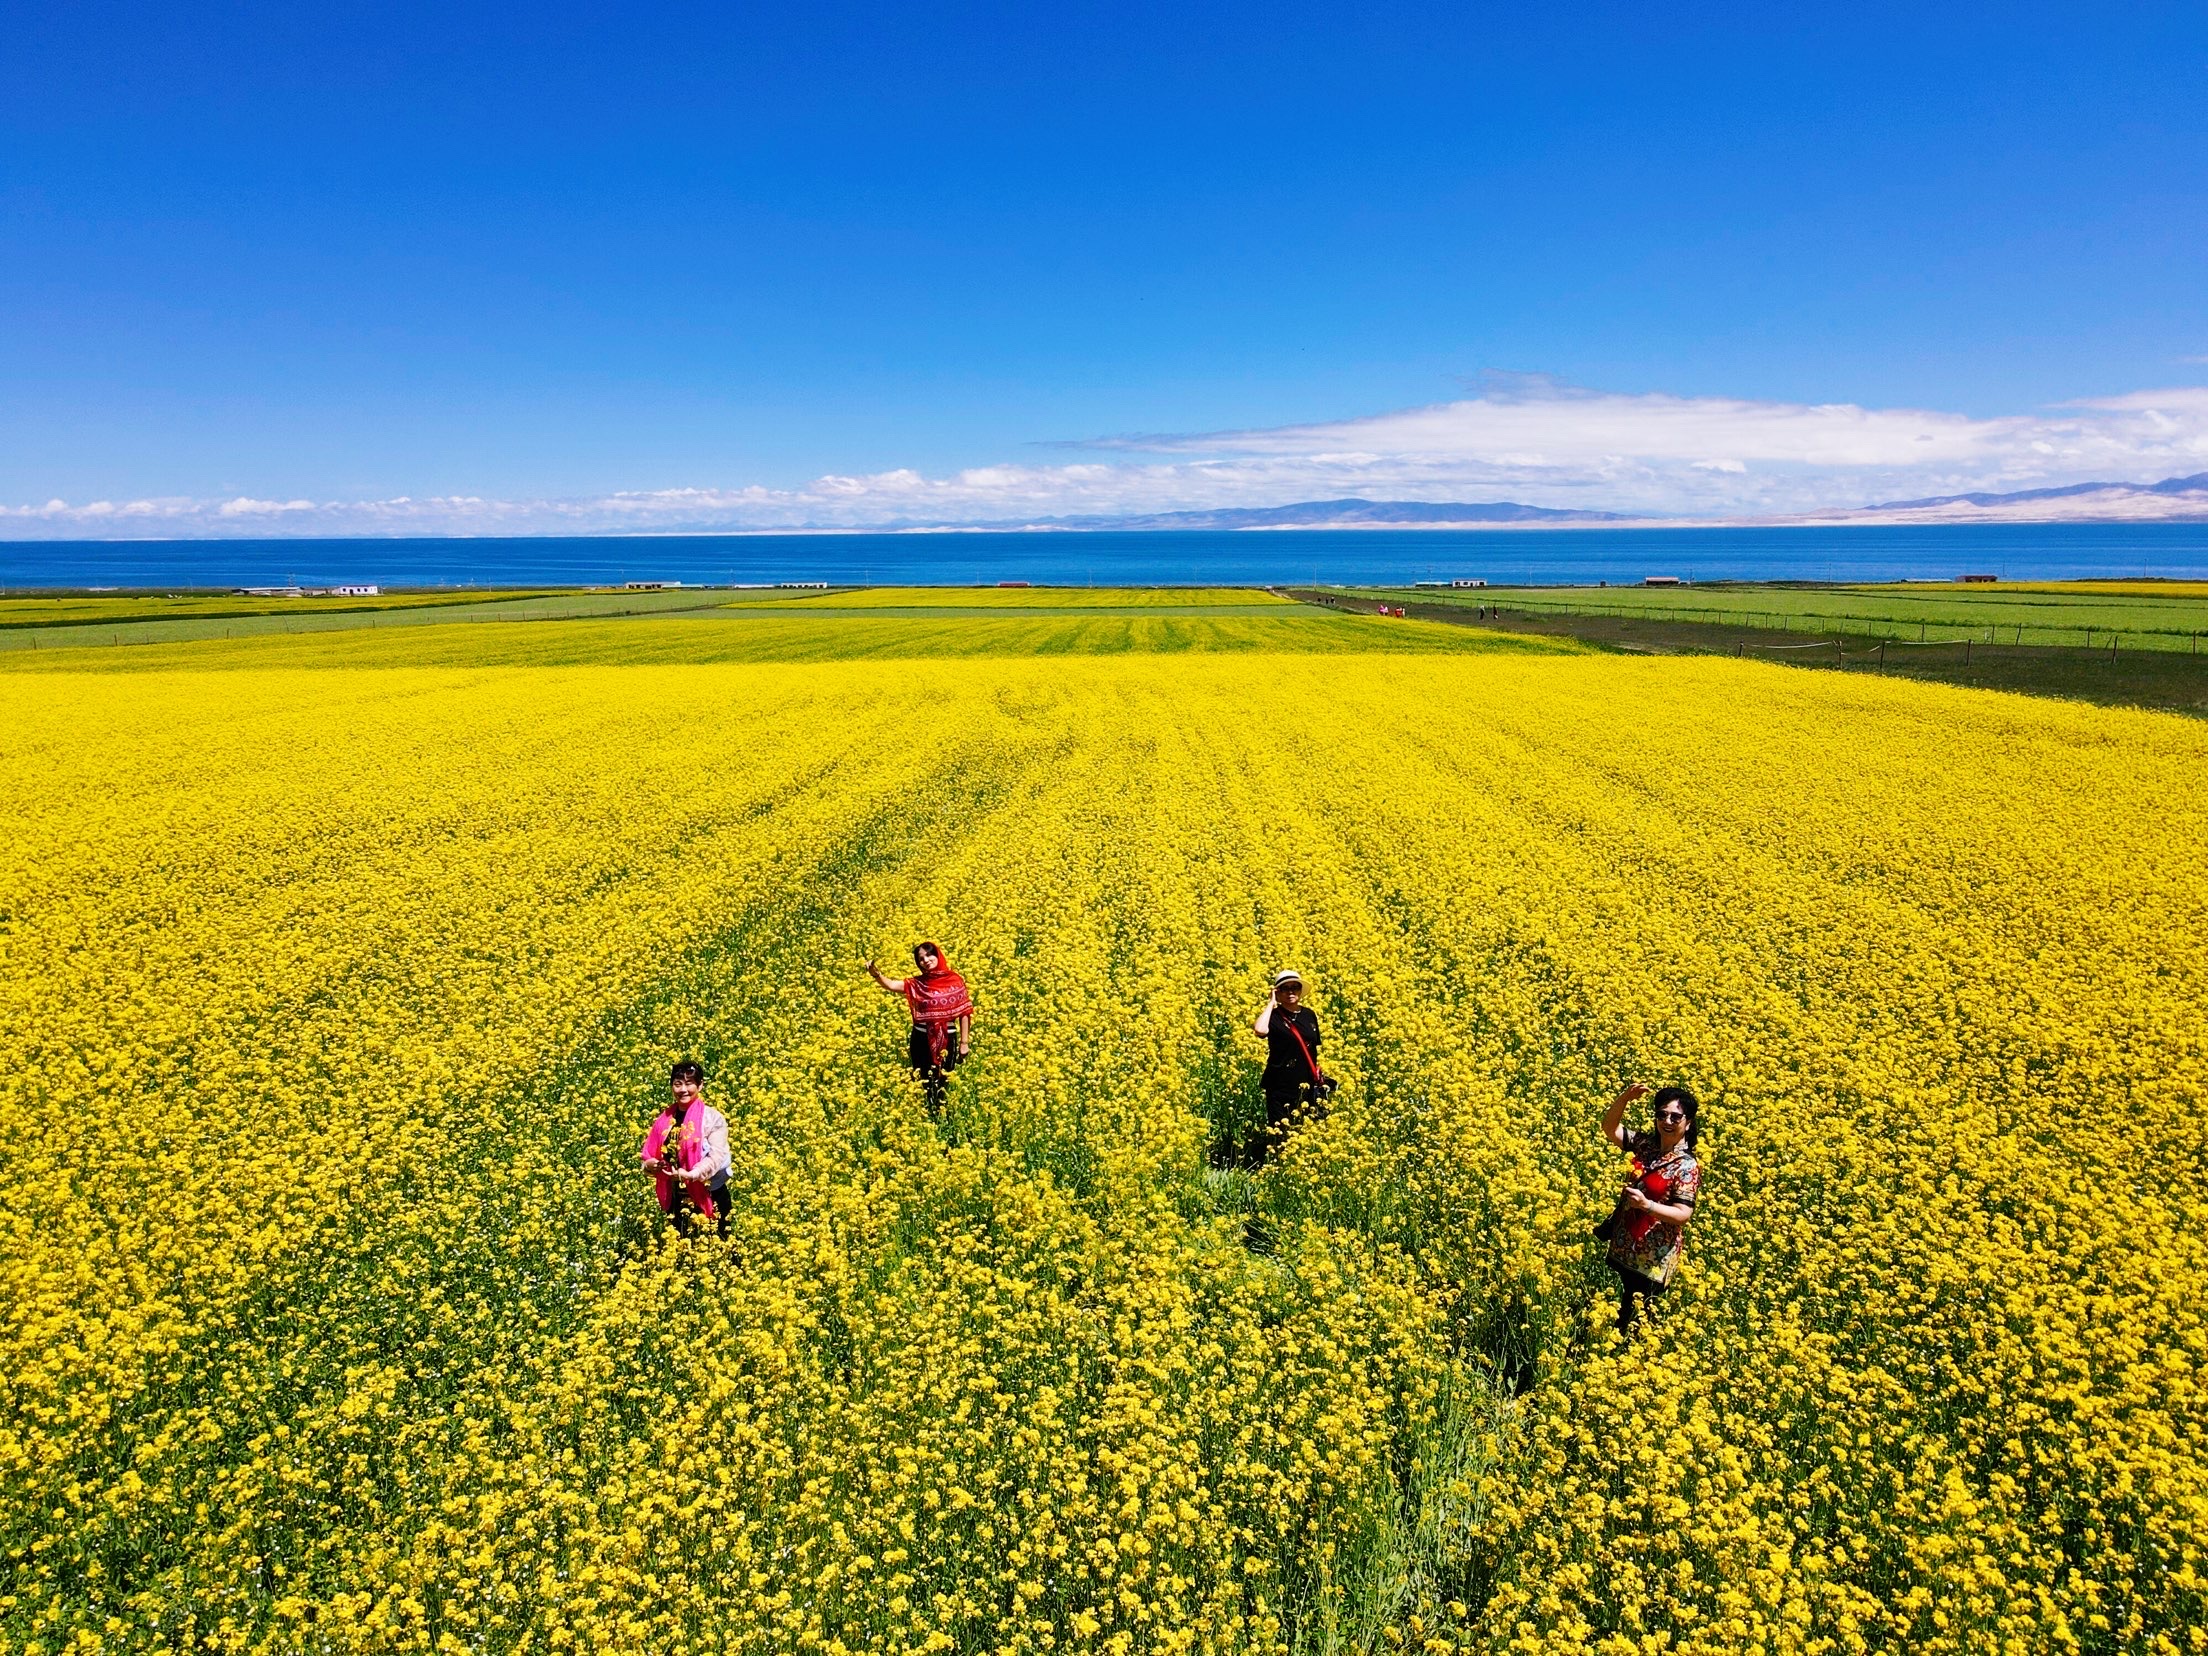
[1272,967,1305,987]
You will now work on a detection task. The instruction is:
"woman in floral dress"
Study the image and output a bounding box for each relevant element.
[1598,1080,1702,1334]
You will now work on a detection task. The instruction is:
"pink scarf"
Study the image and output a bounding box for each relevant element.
[641,1100,712,1216]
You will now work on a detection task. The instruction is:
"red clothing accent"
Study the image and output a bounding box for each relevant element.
[902,943,974,1067]
[1621,1166,1673,1246]
[1606,1134,1701,1287]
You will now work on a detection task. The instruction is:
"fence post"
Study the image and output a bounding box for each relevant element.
[1878,640,1886,668]
[1965,638,1971,666]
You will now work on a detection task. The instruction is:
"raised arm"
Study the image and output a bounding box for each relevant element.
[1602,1081,1649,1150]
[867,959,908,994]
[1252,997,1275,1037]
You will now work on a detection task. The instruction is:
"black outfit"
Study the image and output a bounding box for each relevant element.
[672,1171,731,1239]
[1613,1265,1664,1335]
[1253,1005,1325,1162]
[908,1023,965,1116]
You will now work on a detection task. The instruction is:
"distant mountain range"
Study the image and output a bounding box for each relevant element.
[996,497,1633,531]
[961,476,2208,532]
[1795,470,2208,525]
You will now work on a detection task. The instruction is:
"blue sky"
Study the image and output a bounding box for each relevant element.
[4,1,2206,532]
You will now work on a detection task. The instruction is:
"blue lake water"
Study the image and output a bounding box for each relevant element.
[4,522,2208,590]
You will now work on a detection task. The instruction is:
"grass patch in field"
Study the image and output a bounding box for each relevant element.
[1323,589,2208,717]
[0,608,1591,670]
[0,586,765,652]
[687,603,1299,619]
[0,587,570,629]
[751,584,1289,608]
[1361,578,2208,649]
[1994,579,2208,597]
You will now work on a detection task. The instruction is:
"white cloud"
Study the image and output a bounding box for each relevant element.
[218,497,320,516]
[1108,387,2009,468]
[7,381,2208,537]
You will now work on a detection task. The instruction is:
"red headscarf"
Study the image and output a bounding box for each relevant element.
[903,941,973,1066]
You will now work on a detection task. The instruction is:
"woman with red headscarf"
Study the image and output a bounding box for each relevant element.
[867,941,974,1116]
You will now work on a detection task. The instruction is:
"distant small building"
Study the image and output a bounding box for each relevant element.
[775,581,830,589]
[623,580,680,590]
[1643,576,1683,586]
[998,580,1032,588]
[1958,573,1998,583]
[330,584,380,597]
[1451,578,1487,588]
[236,586,304,597]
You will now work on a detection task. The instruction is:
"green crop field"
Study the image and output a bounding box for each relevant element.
[0,604,1577,671]
[0,586,1290,652]
[0,588,567,630]
[0,587,782,652]
[752,585,1290,608]
[0,585,1309,656]
[1361,579,2208,650]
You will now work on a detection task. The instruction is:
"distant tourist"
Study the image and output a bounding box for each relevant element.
[868,942,974,1117]
[641,1060,731,1238]
[1250,968,1335,1162]
[1595,1081,1702,1334]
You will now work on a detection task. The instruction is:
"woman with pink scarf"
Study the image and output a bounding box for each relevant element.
[641,1059,731,1237]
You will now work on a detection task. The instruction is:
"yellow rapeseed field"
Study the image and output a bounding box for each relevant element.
[2,623,2204,1656]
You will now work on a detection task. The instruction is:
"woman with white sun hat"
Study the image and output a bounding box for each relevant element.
[1250,967,1334,1163]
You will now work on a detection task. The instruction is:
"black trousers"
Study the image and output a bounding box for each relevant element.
[673,1172,731,1238]
[908,1024,964,1115]
[1611,1264,1666,1334]
[1248,1073,1317,1164]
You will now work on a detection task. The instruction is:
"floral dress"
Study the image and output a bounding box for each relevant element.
[1606,1130,1702,1287]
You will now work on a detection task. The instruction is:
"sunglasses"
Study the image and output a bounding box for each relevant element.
[1653,1109,1686,1123]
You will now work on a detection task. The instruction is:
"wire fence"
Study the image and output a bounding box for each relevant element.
[1732,635,2155,668]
